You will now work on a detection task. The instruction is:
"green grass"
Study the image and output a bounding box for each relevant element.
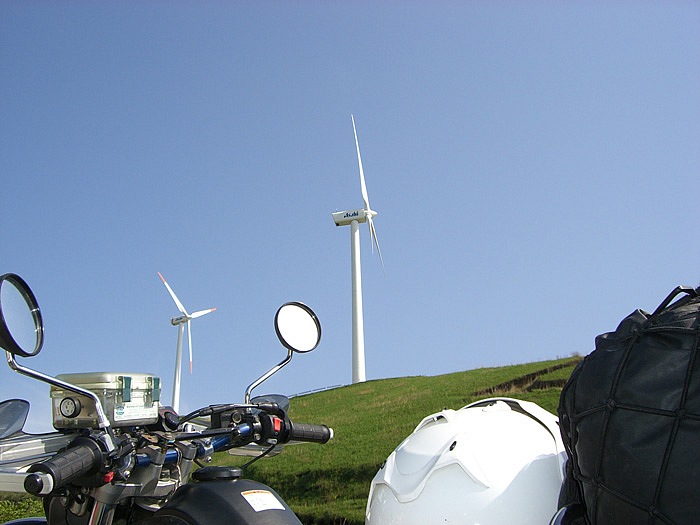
[1,357,580,524]
[0,493,44,522]
[216,357,580,524]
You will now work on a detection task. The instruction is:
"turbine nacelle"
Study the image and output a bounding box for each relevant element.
[332,208,378,227]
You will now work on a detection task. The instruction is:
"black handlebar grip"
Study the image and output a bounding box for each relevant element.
[25,438,103,495]
[286,421,333,444]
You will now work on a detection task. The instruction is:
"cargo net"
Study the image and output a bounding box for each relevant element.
[559,286,700,525]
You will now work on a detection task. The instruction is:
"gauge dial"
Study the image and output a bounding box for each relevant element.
[59,397,81,418]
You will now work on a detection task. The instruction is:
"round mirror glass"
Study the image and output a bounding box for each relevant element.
[274,302,321,353]
[0,274,43,357]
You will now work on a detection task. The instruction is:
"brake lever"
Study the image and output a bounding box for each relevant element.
[253,402,285,418]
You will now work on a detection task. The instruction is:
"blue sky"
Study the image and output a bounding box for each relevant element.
[1,2,699,432]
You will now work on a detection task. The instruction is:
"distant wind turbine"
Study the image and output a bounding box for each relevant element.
[158,272,216,413]
[332,115,384,384]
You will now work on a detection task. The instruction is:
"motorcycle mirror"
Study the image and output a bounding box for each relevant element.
[274,302,321,354]
[245,303,322,404]
[0,399,30,439]
[0,275,113,432]
[0,273,44,358]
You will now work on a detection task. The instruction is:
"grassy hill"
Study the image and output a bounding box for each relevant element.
[217,356,580,524]
[1,357,580,524]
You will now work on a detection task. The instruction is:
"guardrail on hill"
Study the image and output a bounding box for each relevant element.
[290,384,344,398]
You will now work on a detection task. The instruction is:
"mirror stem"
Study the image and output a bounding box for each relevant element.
[244,350,293,404]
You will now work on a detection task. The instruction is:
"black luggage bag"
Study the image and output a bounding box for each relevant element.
[558,285,700,524]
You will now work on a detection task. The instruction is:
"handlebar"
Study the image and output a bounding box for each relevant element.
[24,437,105,496]
[255,413,333,445]
[23,413,332,493]
[285,420,333,444]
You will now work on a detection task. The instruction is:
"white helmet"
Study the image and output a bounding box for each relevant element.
[366,398,566,525]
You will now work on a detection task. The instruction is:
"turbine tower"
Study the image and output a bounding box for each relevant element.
[332,115,383,384]
[158,272,216,413]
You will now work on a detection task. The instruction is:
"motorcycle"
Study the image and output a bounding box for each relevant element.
[0,272,333,525]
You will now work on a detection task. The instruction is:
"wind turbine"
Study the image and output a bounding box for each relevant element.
[157,272,216,413]
[332,115,384,384]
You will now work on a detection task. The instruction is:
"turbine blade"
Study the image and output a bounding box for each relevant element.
[190,307,216,319]
[158,272,188,316]
[368,217,385,271]
[352,115,371,211]
[187,321,193,374]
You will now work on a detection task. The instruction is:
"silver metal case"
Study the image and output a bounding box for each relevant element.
[50,372,161,429]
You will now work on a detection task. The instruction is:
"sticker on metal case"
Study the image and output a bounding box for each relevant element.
[241,489,285,512]
[114,401,157,422]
